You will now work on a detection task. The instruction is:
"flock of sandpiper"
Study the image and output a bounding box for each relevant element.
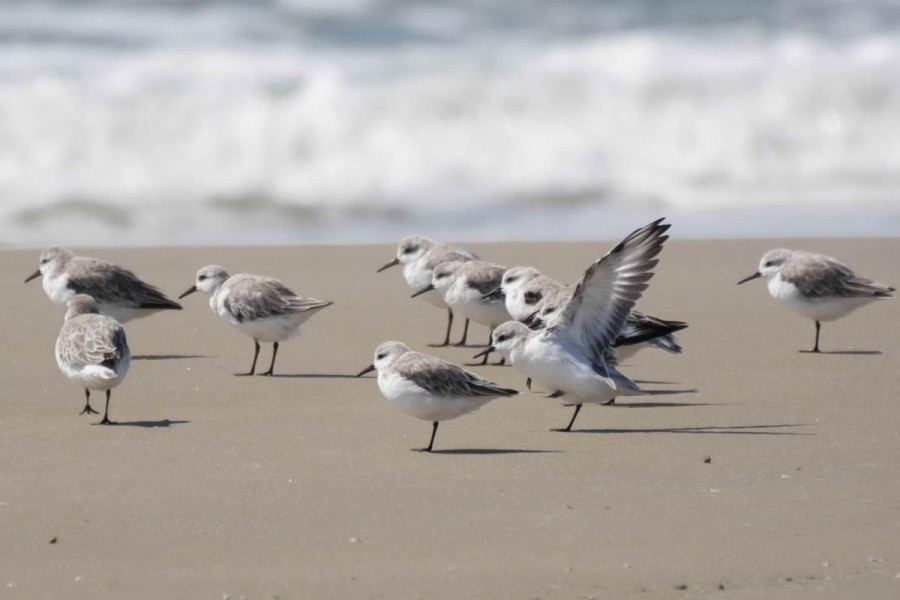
[25,219,894,451]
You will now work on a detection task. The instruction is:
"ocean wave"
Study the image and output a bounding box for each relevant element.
[1,0,898,245]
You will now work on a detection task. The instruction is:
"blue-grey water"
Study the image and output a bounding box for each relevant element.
[1,0,899,247]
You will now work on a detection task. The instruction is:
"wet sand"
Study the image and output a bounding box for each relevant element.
[1,238,898,599]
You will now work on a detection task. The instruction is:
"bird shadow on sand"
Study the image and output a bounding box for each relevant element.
[613,401,720,409]
[807,350,882,356]
[642,388,700,396]
[132,354,213,361]
[92,419,190,428]
[425,448,561,456]
[570,423,814,436]
[270,373,367,379]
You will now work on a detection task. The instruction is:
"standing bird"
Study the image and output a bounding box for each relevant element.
[738,249,894,353]
[25,247,181,322]
[377,236,477,346]
[356,341,518,452]
[55,294,131,425]
[179,266,332,376]
[478,219,670,432]
[415,260,511,365]
[484,266,566,322]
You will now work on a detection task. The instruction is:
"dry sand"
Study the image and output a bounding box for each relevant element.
[1,237,899,599]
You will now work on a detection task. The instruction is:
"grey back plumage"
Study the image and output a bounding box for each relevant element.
[458,261,506,296]
[396,351,518,398]
[222,274,332,323]
[66,256,181,310]
[423,246,478,271]
[57,313,129,370]
[779,251,895,299]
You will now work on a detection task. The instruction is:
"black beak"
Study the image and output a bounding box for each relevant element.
[411,283,435,298]
[472,345,495,360]
[178,285,198,299]
[481,287,503,301]
[24,270,40,283]
[737,272,762,285]
[377,258,400,273]
[356,364,376,377]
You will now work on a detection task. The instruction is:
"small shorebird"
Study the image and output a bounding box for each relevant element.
[738,249,895,352]
[477,219,670,431]
[414,260,511,364]
[356,341,518,452]
[484,266,566,322]
[179,266,332,376]
[55,295,131,425]
[377,236,477,346]
[526,288,686,363]
[25,247,181,322]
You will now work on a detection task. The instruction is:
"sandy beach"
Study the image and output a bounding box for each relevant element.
[1,237,898,599]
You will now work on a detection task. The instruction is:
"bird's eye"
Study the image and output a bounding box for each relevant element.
[376,353,387,360]
[40,259,49,265]
[198,275,207,281]
[764,261,773,267]
[497,335,507,342]
[403,245,417,254]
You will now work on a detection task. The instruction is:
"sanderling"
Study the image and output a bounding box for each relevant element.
[527,288,686,363]
[356,341,518,452]
[377,236,477,346]
[179,266,332,376]
[738,249,895,352]
[414,260,511,364]
[25,247,182,322]
[55,295,131,425]
[477,219,670,431]
[484,266,566,323]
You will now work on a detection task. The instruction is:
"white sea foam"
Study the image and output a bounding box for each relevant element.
[1,0,899,246]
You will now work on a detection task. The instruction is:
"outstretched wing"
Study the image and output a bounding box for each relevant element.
[69,258,181,309]
[223,276,331,323]
[398,353,518,398]
[554,219,670,362]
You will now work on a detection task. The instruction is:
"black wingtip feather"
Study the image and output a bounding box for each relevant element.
[138,300,182,310]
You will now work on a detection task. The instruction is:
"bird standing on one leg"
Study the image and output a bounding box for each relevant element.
[357,342,518,452]
[738,249,894,352]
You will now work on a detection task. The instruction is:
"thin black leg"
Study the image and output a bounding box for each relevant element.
[417,421,439,452]
[526,377,532,390]
[98,389,115,425]
[454,319,470,346]
[238,340,261,376]
[801,320,822,353]
[554,404,583,432]
[434,310,454,347]
[80,389,99,415]
[260,342,279,376]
